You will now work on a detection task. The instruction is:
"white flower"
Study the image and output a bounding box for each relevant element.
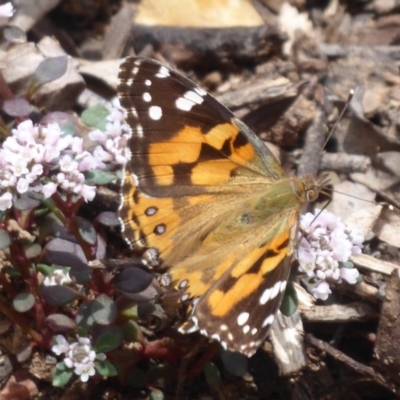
[340,267,360,284]
[59,154,78,173]
[89,129,107,144]
[10,158,29,177]
[0,192,12,210]
[54,336,106,383]
[74,361,96,382]
[297,209,363,300]
[42,182,57,198]
[0,2,14,18]
[52,335,70,356]
[77,152,98,171]
[16,177,29,193]
[80,184,96,202]
[312,281,332,301]
[43,268,72,286]
[88,101,131,167]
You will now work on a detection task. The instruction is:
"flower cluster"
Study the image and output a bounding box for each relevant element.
[52,335,105,382]
[89,99,131,168]
[0,2,14,22]
[0,120,98,208]
[297,209,363,300]
[0,99,129,211]
[43,268,72,287]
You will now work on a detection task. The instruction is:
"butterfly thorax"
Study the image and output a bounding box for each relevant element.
[254,176,316,218]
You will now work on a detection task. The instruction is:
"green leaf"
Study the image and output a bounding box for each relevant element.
[91,294,117,325]
[3,98,30,117]
[74,216,97,245]
[13,292,35,313]
[280,281,298,317]
[0,229,11,250]
[204,362,221,388]
[52,367,73,387]
[85,169,117,185]
[150,389,165,400]
[40,285,79,306]
[2,25,27,44]
[36,263,53,276]
[95,361,117,377]
[29,56,68,95]
[81,105,109,130]
[93,332,122,353]
[56,361,67,371]
[220,351,248,376]
[34,56,68,86]
[76,303,95,330]
[45,313,77,332]
[122,320,143,342]
[23,243,42,259]
[95,211,120,227]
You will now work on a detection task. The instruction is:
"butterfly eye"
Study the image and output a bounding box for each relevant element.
[306,188,319,202]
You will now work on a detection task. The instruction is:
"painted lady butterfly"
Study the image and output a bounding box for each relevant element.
[118,57,320,356]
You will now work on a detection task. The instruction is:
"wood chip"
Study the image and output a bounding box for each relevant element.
[301,302,377,323]
[269,311,306,376]
[351,253,400,275]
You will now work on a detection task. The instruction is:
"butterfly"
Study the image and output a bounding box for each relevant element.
[117,57,321,357]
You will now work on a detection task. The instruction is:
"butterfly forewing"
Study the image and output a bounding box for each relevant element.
[118,57,310,357]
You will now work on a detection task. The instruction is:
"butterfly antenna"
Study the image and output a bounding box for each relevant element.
[322,89,354,151]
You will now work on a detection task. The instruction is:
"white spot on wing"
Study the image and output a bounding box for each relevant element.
[259,287,272,305]
[243,325,250,334]
[136,124,143,137]
[181,293,189,302]
[262,314,274,328]
[237,312,249,326]
[143,92,152,102]
[220,324,228,331]
[128,107,138,119]
[184,90,204,104]
[200,328,209,337]
[149,105,162,120]
[180,324,197,334]
[195,87,207,96]
[270,280,282,300]
[251,328,257,335]
[227,332,234,341]
[175,89,205,111]
[179,279,188,289]
[176,97,193,111]
[155,224,165,234]
[119,218,125,231]
[260,280,284,305]
[145,79,152,86]
[156,65,170,78]
[131,173,139,186]
[211,333,221,342]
